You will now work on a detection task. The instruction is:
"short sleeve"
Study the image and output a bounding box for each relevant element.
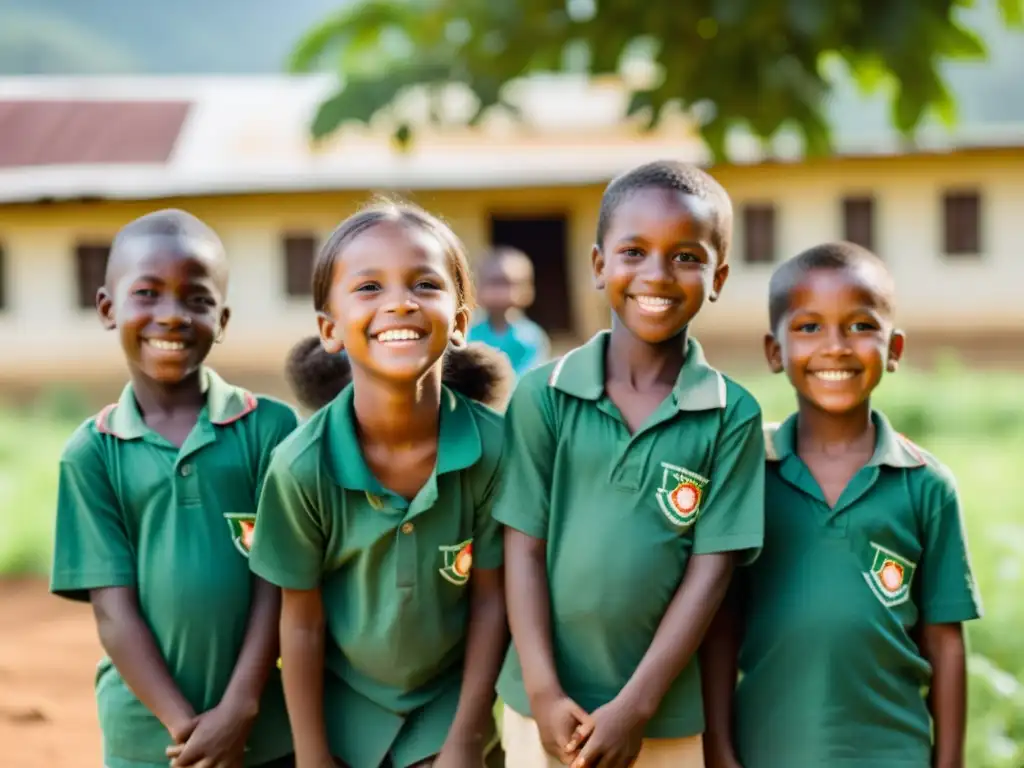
[471,448,505,571]
[918,488,983,624]
[490,373,557,540]
[249,451,326,590]
[50,429,135,601]
[692,404,765,564]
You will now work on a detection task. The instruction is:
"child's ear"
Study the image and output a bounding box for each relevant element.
[763,332,785,374]
[709,262,730,303]
[591,245,606,290]
[886,329,906,373]
[450,307,470,348]
[96,287,116,330]
[317,311,344,355]
[216,307,231,343]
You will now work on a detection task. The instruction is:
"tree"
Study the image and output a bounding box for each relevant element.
[290,0,1024,160]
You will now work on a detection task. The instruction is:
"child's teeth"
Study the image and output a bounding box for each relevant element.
[149,340,185,351]
[377,329,422,342]
[636,296,673,312]
[815,370,855,381]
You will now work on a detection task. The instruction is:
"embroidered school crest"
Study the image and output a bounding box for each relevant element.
[655,462,709,528]
[439,539,473,585]
[224,513,257,556]
[863,542,917,608]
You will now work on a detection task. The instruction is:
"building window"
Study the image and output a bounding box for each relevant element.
[942,191,981,255]
[75,243,111,309]
[742,204,776,264]
[842,196,875,252]
[283,233,318,297]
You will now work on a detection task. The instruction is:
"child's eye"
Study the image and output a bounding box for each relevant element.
[134,288,157,299]
[794,322,820,333]
[355,282,381,293]
[621,247,644,259]
[850,321,878,332]
[415,279,442,291]
[673,252,701,264]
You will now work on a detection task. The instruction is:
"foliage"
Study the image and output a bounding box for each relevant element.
[3,365,1022,766]
[290,0,1024,159]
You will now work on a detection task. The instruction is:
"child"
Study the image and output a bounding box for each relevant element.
[495,161,765,768]
[467,246,551,377]
[248,200,514,768]
[50,209,298,768]
[702,242,983,767]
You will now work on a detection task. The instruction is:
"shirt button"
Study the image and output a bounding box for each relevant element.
[400,522,414,534]
[179,464,193,477]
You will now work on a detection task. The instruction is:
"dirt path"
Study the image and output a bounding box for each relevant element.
[0,577,103,768]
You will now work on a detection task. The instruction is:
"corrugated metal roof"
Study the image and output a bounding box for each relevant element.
[0,99,191,168]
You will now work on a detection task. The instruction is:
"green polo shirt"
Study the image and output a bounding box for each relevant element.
[734,411,983,768]
[494,331,764,739]
[248,384,504,768]
[50,369,298,768]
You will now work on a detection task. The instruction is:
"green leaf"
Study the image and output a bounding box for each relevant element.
[999,0,1024,27]
[936,21,987,59]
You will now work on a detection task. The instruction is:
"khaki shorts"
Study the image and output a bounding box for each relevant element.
[501,706,704,768]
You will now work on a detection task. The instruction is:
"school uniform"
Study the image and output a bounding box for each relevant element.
[467,312,550,378]
[493,331,765,768]
[733,412,983,767]
[50,369,299,768]
[248,384,504,768]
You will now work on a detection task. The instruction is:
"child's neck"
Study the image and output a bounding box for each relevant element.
[352,369,442,447]
[486,310,515,333]
[606,322,687,391]
[130,369,206,419]
[795,399,875,456]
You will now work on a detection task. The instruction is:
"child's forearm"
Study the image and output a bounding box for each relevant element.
[220,576,282,717]
[699,591,743,764]
[922,623,968,768]
[280,588,334,767]
[619,553,735,720]
[90,587,196,741]
[506,530,563,702]
[448,568,509,746]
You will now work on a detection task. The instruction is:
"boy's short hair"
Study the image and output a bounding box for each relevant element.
[597,160,733,261]
[107,208,225,285]
[768,241,894,332]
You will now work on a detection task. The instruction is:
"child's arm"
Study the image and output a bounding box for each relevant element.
[442,458,509,759]
[281,586,335,768]
[571,405,764,768]
[699,585,744,768]
[916,482,983,768]
[51,429,198,745]
[493,375,590,763]
[248,446,334,768]
[90,587,198,743]
[921,623,968,768]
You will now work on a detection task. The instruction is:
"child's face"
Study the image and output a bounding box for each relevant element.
[765,267,904,414]
[476,261,518,316]
[318,221,468,384]
[98,236,229,384]
[593,188,728,344]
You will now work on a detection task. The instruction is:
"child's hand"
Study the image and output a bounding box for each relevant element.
[433,736,483,768]
[531,692,593,764]
[567,698,646,768]
[165,698,256,767]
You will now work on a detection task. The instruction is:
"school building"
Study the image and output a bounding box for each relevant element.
[1,74,1022,393]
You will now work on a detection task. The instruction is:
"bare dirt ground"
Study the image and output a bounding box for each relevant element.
[0,577,103,768]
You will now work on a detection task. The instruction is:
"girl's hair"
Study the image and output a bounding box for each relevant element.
[286,199,513,411]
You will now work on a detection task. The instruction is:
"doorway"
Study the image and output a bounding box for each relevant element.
[488,213,573,334]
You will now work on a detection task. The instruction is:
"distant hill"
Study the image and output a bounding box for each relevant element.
[0,0,347,74]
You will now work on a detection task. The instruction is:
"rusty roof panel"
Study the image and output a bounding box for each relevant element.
[0,100,191,168]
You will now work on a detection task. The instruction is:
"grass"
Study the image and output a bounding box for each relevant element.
[3,362,1022,766]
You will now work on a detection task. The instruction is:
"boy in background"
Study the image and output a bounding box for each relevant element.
[468,246,551,378]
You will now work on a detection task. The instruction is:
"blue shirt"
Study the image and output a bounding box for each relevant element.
[468,313,550,378]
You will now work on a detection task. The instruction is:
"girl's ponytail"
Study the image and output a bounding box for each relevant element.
[285,338,514,413]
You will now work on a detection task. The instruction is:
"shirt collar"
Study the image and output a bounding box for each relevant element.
[767,410,925,469]
[325,384,483,492]
[96,368,257,440]
[547,330,727,411]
